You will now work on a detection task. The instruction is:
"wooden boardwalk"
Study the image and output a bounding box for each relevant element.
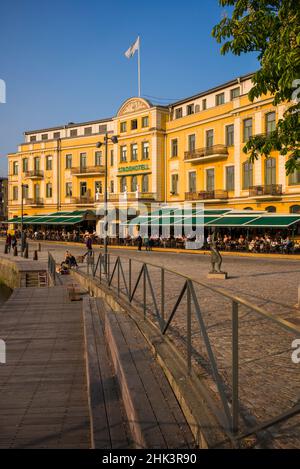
[0,286,90,448]
[0,252,197,448]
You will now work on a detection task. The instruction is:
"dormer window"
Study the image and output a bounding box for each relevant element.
[216,93,225,106]
[230,87,240,100]
[84,127,92,135]
[175,108,182,119]
[186,104,194,115]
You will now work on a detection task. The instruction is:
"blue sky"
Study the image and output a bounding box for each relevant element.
[0,0,259,175]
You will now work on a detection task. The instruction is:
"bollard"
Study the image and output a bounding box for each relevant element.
[13,245,18,256]
[4,244,8,254]
[33,250,38,261]
[37,242,41,252]
[24,244,29,259]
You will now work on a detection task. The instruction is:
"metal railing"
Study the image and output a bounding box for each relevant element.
[249,185,283,197]
[185,190,228,201]
[25,170,44,178]
[71,165,105,175]
[184,144,229,161]
[86,253,300,441]
[73,197,95,205]
[48,252,56,285]
[24,197,44,206]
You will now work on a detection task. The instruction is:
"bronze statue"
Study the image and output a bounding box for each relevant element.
[210,229,223,273]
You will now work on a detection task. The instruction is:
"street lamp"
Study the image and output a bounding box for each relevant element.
[21,184,29,256]
[96,133,118,273]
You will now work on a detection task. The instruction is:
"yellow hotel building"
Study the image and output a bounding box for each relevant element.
[7,72,300,227]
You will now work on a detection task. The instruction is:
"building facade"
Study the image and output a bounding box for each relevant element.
[7,72,300,225]
[0,177,8,221]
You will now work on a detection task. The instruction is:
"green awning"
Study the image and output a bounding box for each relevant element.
[207,216,260,226]
[245,216,300,228]
[174,216,220,226]
[7,210,95,225]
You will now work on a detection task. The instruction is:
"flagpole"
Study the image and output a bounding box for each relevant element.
[138,36,141,97]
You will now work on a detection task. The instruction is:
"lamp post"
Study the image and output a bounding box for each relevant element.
[21,184,28,256]
[96,133,118,274]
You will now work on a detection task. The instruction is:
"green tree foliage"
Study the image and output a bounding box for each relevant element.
[212,0,300,174]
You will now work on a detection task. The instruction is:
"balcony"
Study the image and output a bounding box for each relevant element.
[184,145,229,163]
[249,185,282,200]
[24,198,44,206]
[185,190,228,201]
[94,192,156,203]
[25,170,44,179]
[71,166,105,176]
[73,197,95,205]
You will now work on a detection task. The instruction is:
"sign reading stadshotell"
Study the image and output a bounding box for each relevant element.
[118,164,149,173]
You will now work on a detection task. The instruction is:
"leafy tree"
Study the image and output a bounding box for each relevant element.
[212,0,300,174]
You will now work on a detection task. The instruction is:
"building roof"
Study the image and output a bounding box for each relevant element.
[23,117,113,135]
[21,72,256,136]
[168,72,255,108]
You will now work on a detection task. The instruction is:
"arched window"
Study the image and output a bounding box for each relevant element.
[142,174,149,193]
[290,205,300,214]
[120,176,127,193]
[265,206,276,213]
[131,175,138,192]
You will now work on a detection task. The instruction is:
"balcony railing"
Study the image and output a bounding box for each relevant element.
[25,170,44,179]
[24,198,44,206]
[185,190,228,201]
[73,197,95,205]
[71,166,105,175]
[95,192,156,202]
[184,145,229,162]
[249,185,282,197]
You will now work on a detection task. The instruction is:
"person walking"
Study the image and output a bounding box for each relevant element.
[5,233,12,253]
[83,234,93,259]
[11,234,17,251]
[137,234,143,251]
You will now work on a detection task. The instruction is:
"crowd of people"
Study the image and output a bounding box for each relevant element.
[1,225,299,255]
[206,233,296,254]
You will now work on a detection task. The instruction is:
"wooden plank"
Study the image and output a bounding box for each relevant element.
[82,297,111,449]
[90,299,131,449]
[115,313,193,448]
[105,310,167,448]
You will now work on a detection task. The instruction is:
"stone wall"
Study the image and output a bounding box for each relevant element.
[0,257,22,289]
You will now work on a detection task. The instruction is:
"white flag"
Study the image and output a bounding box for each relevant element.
[124,37,140,59]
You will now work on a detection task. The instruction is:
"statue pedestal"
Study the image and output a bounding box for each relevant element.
[207,272,228,280]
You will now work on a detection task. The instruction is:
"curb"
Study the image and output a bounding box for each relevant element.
[22,239,300,261]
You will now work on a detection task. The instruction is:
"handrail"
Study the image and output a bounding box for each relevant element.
[47,252,56,285]
[95,252,300,335]
[86,252,300,440]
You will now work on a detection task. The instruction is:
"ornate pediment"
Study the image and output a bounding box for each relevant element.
[117,98,152,117]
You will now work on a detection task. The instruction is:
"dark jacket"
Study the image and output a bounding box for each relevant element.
[86,237,92,249]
